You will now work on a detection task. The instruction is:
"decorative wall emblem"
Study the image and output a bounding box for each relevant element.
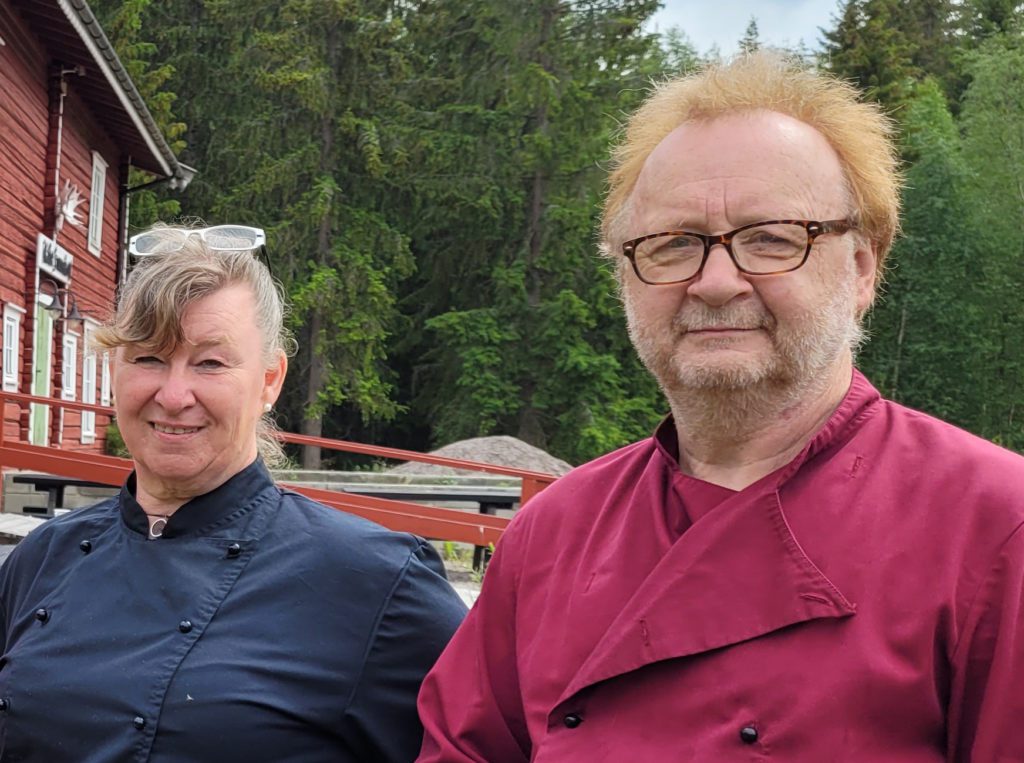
[54,180,86,238]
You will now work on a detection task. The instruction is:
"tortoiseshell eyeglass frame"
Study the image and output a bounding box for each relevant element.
[621,219,855,285]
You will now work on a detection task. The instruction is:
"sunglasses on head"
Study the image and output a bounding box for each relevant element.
[128,225,266,257]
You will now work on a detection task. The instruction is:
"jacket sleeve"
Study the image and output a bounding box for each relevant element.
[344,538,468,763]
[948,521,1024,761]
[416,527,532,763]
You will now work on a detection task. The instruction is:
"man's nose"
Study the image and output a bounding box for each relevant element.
[685,244,754,307]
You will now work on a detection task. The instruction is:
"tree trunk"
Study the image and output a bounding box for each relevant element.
[891,303,908,399]
[516,1,558,446]
[301,310,325,469]
[300,109,336,470]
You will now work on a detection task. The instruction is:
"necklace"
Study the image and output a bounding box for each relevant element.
[146,513,173,540]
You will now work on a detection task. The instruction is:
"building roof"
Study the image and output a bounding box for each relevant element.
[8,0,193,187]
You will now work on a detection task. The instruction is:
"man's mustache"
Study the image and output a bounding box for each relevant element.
[672,304,774,333]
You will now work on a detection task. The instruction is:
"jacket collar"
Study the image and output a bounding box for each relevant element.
[557,369,881,707]
[119,458,277,538]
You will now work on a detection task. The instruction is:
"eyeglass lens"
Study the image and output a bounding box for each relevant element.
[633,222,809,282]
[131,229,190,255]
[202,225,261,250]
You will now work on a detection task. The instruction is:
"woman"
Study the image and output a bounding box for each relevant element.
[0,225,467,762]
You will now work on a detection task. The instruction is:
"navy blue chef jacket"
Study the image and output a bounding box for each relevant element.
[0,459,467,762]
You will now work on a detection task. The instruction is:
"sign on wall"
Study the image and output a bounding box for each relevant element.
[36,233,73,283]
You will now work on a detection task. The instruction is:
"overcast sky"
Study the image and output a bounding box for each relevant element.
[646,0,842,58]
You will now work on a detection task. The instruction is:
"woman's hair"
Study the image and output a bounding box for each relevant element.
[602,50,902,283]
[94,226,296,466]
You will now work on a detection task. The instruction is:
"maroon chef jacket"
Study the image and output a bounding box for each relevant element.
[417,370,1024,762]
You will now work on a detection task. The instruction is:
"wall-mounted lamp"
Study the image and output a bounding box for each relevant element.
[40,278,85,323]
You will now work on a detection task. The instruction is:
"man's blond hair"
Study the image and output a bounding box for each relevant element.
[602,51,901,281]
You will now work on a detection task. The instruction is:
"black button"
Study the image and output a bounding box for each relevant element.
[226,543,241,558]
[34,608,49,623]
[0,698,8,712]
[178,620,193,634]
[133,716,146,730]
[739,725,758,744]
[79,540,92,553]
[563,713,583,729]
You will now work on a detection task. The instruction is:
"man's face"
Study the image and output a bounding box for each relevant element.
[620,110,876,397]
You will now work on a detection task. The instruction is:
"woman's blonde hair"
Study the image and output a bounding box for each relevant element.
[94,226,296,467]
[602,50,901,283]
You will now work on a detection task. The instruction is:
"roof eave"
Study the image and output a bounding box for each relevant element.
[60,0,190,187]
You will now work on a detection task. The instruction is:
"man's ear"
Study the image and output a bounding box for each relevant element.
[853,235,878,316]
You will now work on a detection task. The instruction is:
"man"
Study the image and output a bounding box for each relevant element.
[416,52,1024,762]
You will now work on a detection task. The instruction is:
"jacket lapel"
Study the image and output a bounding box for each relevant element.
[557,486,856,705]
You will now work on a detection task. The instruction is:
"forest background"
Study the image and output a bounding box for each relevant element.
[91,0,1024,468]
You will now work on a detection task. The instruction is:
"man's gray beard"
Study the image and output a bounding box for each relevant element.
[625,269,865,436]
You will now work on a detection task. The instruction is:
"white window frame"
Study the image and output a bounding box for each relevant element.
[61,332,78,401]
[88,151,108,256]
[2,304,25,392]
[100,351,111,406]
[81,322,99,443]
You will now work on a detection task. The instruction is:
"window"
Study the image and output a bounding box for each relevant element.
[88,151,107,255]
[81,326,98,442]
[100,351,111,406]
[61,333,78,401]
[2,304,24,391]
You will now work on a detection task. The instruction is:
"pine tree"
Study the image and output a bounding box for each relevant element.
[393,0,667,461]
[739,17,761,54]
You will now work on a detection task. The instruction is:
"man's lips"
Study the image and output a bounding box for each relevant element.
[685,326,761,334]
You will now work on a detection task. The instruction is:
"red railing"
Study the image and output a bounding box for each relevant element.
[277,432,556,505]
[0,391,559,545]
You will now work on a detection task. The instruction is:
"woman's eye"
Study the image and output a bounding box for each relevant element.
[132,356,163,365]
[197,359,225,370]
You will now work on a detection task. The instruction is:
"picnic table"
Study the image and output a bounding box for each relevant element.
[11,474,113,515]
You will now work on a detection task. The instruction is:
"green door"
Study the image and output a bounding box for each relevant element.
[30,305,54,445]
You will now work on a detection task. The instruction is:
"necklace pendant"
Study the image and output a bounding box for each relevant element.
[149,518,168,540]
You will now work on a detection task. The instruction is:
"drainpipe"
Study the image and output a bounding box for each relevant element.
[115,164,196,289]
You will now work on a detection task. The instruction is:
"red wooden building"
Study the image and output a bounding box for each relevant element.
[0,0,190,453]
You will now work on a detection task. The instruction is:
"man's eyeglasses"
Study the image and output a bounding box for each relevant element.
[128,225,267,257]
[621,219,854,285]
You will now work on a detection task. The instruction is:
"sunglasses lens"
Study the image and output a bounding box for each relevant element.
[204,225,262,250]
[131,230,187,256]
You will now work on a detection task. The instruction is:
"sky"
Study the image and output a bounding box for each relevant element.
[646,0,842,58]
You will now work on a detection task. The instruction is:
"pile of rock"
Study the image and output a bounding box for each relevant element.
[388,435,572,477]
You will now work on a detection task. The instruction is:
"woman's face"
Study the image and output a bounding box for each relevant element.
[112,284,287,506]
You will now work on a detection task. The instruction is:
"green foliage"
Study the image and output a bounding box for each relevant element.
[89,0,184,226]
[860,80,988,426]
[388,0,667,462]
[92,0,1024,464]
[104,421,128,458]
[739,17,761,54]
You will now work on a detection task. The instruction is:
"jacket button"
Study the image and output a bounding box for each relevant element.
[226,543,241,558]
[79,540,92,553]
[34,608,49,623]
[563,713,583,729]
[178,620,193,633]
[133,715,146,730]
[0,698,8,712]
[739,725,759,744]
